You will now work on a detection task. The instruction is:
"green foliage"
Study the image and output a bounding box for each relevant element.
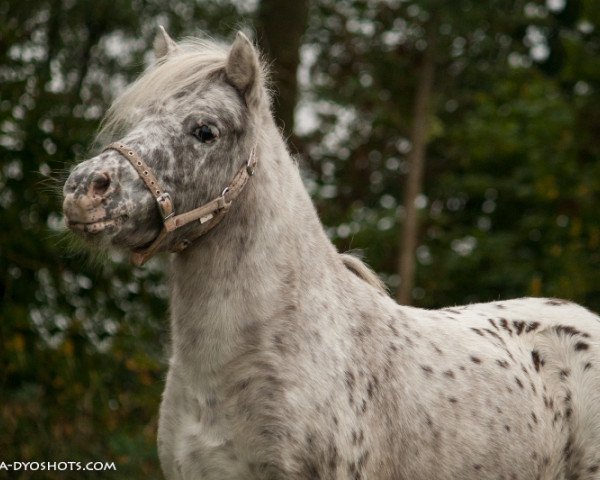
[303,0,600,309]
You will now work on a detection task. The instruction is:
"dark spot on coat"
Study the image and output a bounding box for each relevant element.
[383,357,393,379]
[387,321,399,337]
[425,414,433,427]
[470,356,482,364]
[512,320,525,335]
[497,359,509,368]
[525,321,540,333]
[272,333,288,355]
[553,411,561,424]
[529,381,537,395]
[564,435,574,460]
[515,377,524,389]
[560,369,570,379]
[575,341,589,351]
[444,370,455,379]
[327,443,339,472]
[367,380,374,399]
[448,397,458,404]
[531,350,541,372]
[554,325,590,338]
[504,425,511,432]
[484,328,504,342]
[357,450,369,470]
[421,365,433,375]
[353,323,372,342]
[471,328,484,336]
[303,462,322,479]
[583,362,592,370]
[345,371,355,390]
[233,379,250,393]
[499,318,512,335]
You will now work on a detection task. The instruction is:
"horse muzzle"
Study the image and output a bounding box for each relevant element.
[63,164,125,235]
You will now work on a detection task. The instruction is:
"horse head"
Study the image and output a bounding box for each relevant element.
[63,29,266,264]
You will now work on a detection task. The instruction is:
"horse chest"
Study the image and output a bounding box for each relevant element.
[166,379,256,480]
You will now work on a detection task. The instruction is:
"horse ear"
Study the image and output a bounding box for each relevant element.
[153,26,178,60]
[225,31,262,108]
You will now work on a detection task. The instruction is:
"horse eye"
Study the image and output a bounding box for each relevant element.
[192,124,219,143]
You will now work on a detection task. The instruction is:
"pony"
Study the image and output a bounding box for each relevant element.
[62,28,600,479]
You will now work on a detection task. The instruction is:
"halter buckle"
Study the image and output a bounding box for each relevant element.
[156,192,174,221]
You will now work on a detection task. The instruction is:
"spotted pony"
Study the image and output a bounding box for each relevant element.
[62,29,600,479]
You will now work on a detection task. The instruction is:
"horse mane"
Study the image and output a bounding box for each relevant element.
[340,253,387,293]
[95,37,267,145]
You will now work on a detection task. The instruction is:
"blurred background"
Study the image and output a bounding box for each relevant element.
[1,0,598,477]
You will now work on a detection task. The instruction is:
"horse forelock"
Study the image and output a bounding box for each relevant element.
[95,37,270,148]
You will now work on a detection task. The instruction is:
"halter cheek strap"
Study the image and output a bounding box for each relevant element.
[103,142,257,266]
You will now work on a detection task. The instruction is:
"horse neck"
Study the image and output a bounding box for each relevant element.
[169,119,340,371]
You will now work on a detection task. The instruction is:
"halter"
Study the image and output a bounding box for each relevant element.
[103,142,257,266]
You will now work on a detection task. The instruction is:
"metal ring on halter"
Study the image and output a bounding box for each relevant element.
[246,158,255,176]
[221,187,231,207]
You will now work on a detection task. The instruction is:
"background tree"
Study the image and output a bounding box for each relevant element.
[256,0,310,143]
[397,20,436,304]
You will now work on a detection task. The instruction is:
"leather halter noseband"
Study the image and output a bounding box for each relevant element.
[103,142,257,266]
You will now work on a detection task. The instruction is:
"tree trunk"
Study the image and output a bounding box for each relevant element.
[256,0,309,141]
[396,28,436,305]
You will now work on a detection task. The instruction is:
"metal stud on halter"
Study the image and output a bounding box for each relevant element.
[103,142,257,265]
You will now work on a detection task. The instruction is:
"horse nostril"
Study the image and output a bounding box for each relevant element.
[91,172,111,196]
